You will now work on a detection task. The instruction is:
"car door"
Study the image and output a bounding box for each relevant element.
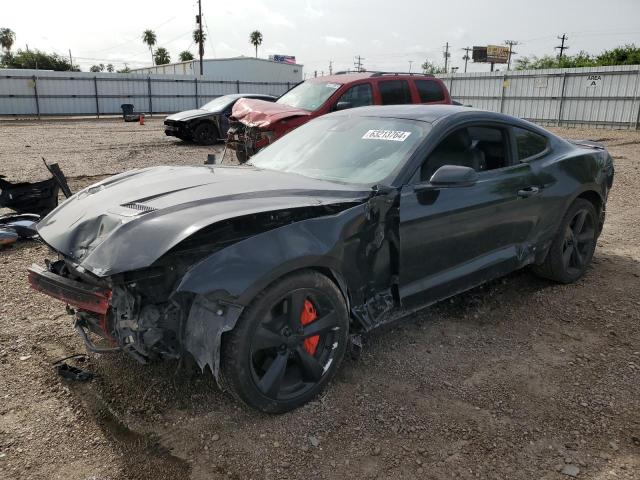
[398,123,547,309]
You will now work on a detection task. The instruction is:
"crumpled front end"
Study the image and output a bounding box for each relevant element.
[226,98,311,160]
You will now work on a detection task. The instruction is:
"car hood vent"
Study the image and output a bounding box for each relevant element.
[121,202,157,213]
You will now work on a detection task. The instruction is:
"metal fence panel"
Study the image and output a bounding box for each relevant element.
[440,65,640,129]
[0,70,293,117]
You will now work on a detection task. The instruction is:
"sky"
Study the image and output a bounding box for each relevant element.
[2,0,640,75]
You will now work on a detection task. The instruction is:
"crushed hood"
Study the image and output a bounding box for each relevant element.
[231,98,311,128]
[165,109,212,122]
[37,165,367,276]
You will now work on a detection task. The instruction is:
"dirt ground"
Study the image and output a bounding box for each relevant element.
[0,118,638,480]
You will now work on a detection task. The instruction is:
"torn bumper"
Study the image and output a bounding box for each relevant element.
[27,264,111,314]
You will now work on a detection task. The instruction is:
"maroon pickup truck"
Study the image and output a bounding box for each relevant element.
[226,71,452,162]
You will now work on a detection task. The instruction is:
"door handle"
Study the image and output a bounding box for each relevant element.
[517,186,540,198]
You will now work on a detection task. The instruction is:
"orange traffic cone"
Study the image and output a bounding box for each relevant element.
[139,114,145,126]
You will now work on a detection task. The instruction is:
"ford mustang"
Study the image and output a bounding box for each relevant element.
[28,105,614,413]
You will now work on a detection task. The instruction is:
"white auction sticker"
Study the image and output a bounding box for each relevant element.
[362,129,411,141]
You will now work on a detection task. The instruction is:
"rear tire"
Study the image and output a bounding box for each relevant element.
[221,270,349,413]
[532,198,598,283]
[193,123,218,145]
[235,148,248,163]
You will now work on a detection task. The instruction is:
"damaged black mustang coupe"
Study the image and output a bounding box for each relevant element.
[29,105,614,413]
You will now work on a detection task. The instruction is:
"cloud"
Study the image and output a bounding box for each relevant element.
[451,27,466,40]
[305,2,324,18]
[324,36,348,46]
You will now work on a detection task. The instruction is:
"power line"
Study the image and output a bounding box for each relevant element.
[197,0,204,75]
[443,42,450,73]
[462,46,472,73]
[504,40,519,70]
[556,34,569,58]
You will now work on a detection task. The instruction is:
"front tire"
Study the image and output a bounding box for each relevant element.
[221,270,349,413]
[193,122,218,145]
[532,198,598,283]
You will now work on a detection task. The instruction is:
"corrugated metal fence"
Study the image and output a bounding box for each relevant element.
[0,69,294,117]
[438,65,640,129]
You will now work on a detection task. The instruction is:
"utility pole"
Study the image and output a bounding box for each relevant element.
[354,55,365,72]
[556,34,569,59]
[328,60,333,75]
[443,42,451,73]
[408,60,413,73]
[68,49,73,70]
[197,0,204,75]
[462,46,472,73]
[504,40,519,71]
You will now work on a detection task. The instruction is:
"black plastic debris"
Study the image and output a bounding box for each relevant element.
[53,354,94,382]
[0,159,72,217]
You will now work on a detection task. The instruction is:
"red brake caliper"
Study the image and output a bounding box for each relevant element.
[300,299,320,355]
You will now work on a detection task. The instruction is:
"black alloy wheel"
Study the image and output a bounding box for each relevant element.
[561,207,596,276]
[221,271,349,413]
[193,122,217,145]
[532,198,598,283]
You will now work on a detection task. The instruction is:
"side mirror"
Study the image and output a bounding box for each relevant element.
[415,165,478,191]
[335,101,353,111]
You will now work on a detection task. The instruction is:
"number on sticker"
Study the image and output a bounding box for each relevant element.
[362,130,411,141]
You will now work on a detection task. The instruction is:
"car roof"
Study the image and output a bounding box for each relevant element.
[328,104,557,138]
[227,93,276,99]
[329,104,477,123]
[306,72,437,84]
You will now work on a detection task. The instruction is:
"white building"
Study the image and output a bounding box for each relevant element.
[130,56,303,83]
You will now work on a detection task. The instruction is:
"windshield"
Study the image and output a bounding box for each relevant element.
[200,95,235,112]
[276,82,342,111]
[249,115,429,185]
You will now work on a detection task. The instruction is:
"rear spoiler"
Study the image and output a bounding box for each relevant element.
[567,139,606,150]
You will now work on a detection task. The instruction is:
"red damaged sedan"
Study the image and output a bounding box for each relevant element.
[225,71,452,162]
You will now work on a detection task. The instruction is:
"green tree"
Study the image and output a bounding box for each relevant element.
[249,30,263,58]
[421,59,446,74]
[117,65,131,73]
[106,63,114,72]
[154,47,171,65]
[515,44,640,70]
[1,48,78,71]
[179,50,194,62]
[142,29,157,65]
[89,63,105,72]
[0,28,16,53]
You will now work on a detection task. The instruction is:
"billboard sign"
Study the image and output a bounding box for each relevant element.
[472,46,487,63]
[486,45,510,64]
[269,55,297,65]
[473,45,510,64]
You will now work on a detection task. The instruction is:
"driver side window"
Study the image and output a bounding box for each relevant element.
[420,126,510,182]
[336,83,373,109]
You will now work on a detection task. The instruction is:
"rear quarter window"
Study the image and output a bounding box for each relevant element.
[415,79,445,103]
[378,80,412,105]
[514,127,548,160]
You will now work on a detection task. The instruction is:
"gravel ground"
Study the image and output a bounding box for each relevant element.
[0,118,638,480]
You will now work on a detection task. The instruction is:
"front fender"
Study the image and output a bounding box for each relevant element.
[175,204,369,306]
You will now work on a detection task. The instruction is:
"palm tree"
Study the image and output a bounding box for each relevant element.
[0,28,16,53]
[179,50,194,62]
[193,29,206,58]
[142,29,157,65]
[193,29,207,45]
[154,47,171,65]
[249,30,263,58]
